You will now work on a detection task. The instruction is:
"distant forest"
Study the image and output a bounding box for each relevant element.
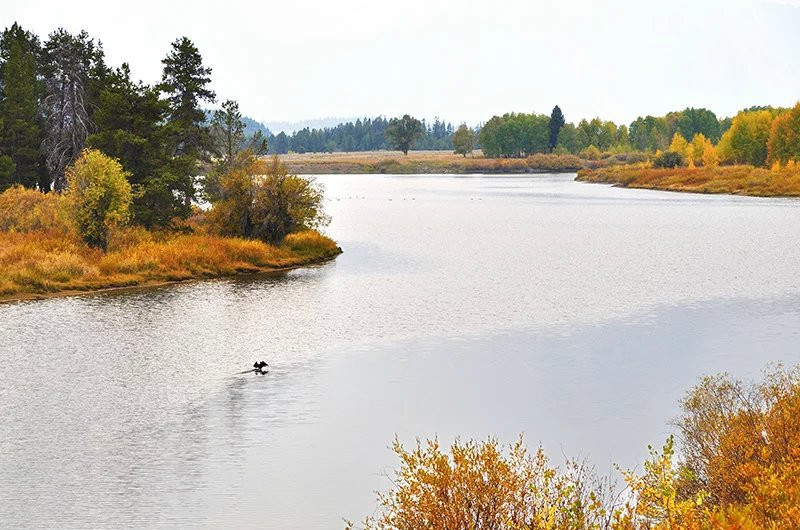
[233,116,457,154]
[236,107,739,157]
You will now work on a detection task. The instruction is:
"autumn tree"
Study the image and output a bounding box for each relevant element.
[767,102,800,166]
[0,23,43,190]
[65,149,132,250]
[451,124,474,157]
[668,132,690,162]
[351,436,614,530]
[210,155,328,244]
[701,137,719,168]
[40,29,105,191]
[549,105,565,151]
[159,37,215,213]
[717,109,776,166]
[689,133,708,166]
[385,114,424,155]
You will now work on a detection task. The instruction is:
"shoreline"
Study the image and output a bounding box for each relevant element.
[576,165,800,198]
[0,251,341,304]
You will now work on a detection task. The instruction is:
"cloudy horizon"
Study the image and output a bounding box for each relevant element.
[6,0,800,127]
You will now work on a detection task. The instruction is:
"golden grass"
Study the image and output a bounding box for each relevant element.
[0,185,73,233]
[279,150,587,174]
[576,164,800,197]
[0,229,341,300]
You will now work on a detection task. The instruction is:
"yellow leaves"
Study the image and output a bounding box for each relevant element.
[361,435,616,530]
[669,133,691,161]
[767,101,800,166]
[359,366,800,530]
[65,148,132,249]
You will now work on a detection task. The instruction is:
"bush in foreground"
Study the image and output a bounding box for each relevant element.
[65,149,132,250]
[351,366,800,529]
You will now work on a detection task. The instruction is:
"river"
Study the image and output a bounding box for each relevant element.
[1,173,799,528]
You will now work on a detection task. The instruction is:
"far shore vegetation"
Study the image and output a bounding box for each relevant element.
[0,24,339,301]
[350,364,800,529]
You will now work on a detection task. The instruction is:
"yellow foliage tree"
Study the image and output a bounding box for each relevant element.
[690,134,708,166]
[767,102,800,166]
[702,139,719,168]
[65,149,132,250]
[717,110,777,166]
[669,132,690,162]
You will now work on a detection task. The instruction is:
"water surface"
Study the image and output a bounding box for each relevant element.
[2,174,799,528]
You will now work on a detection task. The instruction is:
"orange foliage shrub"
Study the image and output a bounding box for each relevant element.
[0,185,72,233]
[350,436,615,530]
[357,366,800,529]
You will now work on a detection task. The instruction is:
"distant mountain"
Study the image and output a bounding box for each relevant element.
[205,109,272,138]
[241,116,271,137]
[261,117,359,134]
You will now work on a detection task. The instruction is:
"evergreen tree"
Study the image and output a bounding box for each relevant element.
[88,64,177,227]
[272,131,289,154]
[159,37,215,214]
[205,99,268,201]
[548,105,565,152]
[0,24,42,190]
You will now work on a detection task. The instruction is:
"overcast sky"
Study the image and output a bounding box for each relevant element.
[6,0,800,126]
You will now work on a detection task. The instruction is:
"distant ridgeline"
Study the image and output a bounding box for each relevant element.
[224,115,457,154]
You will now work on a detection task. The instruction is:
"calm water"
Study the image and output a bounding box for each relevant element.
[2,174,800,528]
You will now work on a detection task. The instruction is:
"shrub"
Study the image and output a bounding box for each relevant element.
[355,366,800,529]
[653,150,684,168]
[0,185,72,233]
[210,155,329,244]
[65,149,132,250]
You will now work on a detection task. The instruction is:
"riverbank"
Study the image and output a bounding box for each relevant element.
[576,164,800,197]
[0,229,341,302]
[280,150,598,174]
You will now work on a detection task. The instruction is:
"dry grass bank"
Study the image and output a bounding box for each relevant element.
[279,150,590,174]
[0,229,341,301]
[576,163,800,197]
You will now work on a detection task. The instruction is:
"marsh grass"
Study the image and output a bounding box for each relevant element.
[280,150,602,174]
[0,229,341,300]
[576,163,800,197]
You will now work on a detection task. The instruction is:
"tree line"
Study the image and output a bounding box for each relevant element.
[0,23,221,228]
[264,116,455,154]
[0,22,326,249]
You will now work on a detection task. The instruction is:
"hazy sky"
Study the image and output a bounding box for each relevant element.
[6,0,800,126]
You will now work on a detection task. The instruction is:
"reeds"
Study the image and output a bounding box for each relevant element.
[0,228,341,299]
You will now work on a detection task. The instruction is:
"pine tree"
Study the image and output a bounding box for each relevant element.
[159,37,216,213]
[549,106,565,152]
[0,23,43,190]
[88,64,176,227]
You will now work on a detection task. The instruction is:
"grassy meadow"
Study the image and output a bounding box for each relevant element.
[279,150,590,174]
